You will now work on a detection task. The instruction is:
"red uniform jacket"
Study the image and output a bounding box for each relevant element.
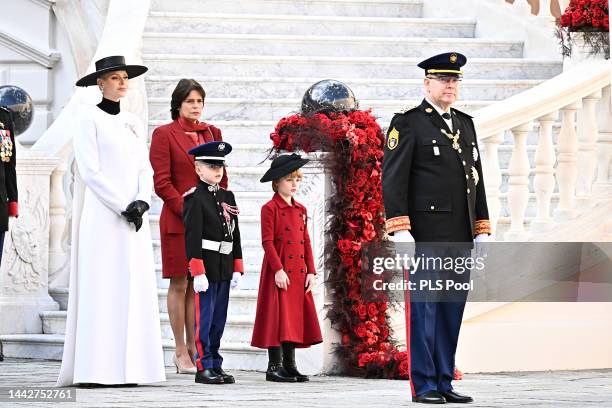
[251,193,322,348]
[149,118,228,278]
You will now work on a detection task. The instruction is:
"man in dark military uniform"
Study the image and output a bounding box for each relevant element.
[0,105,18,362]
[382,53,491,404]
[0,105,18,265]
[183,141,244,385]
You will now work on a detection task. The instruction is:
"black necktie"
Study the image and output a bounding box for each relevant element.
[441,112,451,120]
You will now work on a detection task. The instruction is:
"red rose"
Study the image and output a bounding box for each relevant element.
[358,304,367,320]
[338,239,352,254]
[381,326,390,340]
[367,303,378,318]
[354,323,367,338]
[366,335,378,346]
[342,334,350,345]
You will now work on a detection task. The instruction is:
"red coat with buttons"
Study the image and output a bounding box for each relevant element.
[251,193,323,349]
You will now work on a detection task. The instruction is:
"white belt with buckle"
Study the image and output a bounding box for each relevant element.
[202,239,233,254]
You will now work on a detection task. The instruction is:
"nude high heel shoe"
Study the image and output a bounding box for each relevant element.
[173,353,197,374]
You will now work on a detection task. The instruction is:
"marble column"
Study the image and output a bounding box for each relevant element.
[296,152,337,375]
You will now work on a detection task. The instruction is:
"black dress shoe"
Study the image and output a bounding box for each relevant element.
[439,390,473,403]
[266,364,297,382]
[411,390,446,404]
[283,363,309,382]
[213,367,235,384]
[195,368,224,384]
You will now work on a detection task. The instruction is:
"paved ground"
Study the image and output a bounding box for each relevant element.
[0,359,611,407]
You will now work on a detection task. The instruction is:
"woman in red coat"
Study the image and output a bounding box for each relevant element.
[150,79,227,374]
[251,154,322,383]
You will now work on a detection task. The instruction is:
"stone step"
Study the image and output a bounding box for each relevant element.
[147,138,549,170]
[155,262,263,292]
[146,76,541,101]
[48,285,261,318]
[148,120,277,145]
[39,310,258,344]
[157,288,259,316]
[147,119,560,147]
[150,191,271,219]
[147,97,490,122]
[142,33,523,59]
[149,212,262,240]
[0,334,267,369]
[150,0,423,18]
[142,54,563,80]
[146,12,475,38]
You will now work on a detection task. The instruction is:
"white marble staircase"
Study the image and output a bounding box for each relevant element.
[1,0,565,371]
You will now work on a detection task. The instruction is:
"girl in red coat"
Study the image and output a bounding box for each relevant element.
[251,154,323,382]
[150,79,228,374]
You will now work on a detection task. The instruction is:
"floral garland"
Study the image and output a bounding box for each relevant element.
[269,109,409,379]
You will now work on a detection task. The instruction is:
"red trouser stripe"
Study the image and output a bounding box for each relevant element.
[403,268,416,397]
[194,293,205,372]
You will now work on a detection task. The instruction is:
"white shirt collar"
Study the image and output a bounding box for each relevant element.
[425,97,453,131]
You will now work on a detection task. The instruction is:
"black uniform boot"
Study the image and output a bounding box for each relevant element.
[282,342,309,382]
[266,346,297,382]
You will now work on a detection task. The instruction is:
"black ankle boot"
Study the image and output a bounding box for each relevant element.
[266,346,297,382]
[282,342,309,382]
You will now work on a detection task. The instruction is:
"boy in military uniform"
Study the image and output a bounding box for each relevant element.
[382,52,491,404]
[183,141,244,385]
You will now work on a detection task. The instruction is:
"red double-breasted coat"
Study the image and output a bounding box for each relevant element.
[150,117,228,278]
[251,193,323,348]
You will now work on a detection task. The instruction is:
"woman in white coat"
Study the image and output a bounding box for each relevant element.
[57,56,166,386]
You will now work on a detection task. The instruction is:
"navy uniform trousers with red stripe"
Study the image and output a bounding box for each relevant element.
[195,280,231,370]
[404,245,470,398]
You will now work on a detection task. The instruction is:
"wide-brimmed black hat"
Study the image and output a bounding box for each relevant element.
[260,153,309,183]
[76,56,148,87]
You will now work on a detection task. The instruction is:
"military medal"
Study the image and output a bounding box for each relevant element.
[471,166,479,186]
[0,129,12,163]
[473,146,479,162]
[441,128,461,151]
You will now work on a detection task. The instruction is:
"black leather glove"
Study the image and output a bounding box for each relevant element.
[131,216,143,232]
[122,200,149,218]
[121,200,149,232]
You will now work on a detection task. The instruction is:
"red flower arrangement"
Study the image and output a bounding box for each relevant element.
[269,109,409,379]
[557,0,609,58]
[560,0,609,30]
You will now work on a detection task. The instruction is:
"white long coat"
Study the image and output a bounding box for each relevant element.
[57,105,165,386]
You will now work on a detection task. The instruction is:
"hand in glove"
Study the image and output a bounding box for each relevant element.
[122,200,150,219]
[474,233,490,258]
[393,229,415,260]
[193,274,209,293]
[230,272,242,289]
[122,200,149,232]
[394,230,415,243]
